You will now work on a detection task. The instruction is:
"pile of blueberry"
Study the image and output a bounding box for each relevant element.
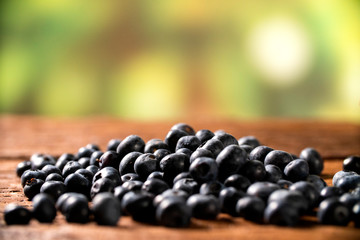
[4,123,360,227]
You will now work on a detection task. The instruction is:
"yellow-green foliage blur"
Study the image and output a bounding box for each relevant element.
[1,0,359,121]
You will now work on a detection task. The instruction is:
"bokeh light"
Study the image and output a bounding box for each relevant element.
[0,0,359,122]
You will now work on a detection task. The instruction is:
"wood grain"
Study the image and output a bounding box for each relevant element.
[0,115,359,240]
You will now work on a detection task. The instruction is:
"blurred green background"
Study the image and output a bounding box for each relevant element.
[1,0,359,121]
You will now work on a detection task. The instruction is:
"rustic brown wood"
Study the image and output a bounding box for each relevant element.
[0,115,359,240]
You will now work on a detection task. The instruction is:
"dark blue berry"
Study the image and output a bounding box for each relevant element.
[160,153,190,185]
[156,197,191,228]
[317,197,350,226]
[40,180,67,200]
[199,138,224,158]
[214,131,238,147]
[121,173,141,183]
[173,178,199,195]
[190,148,214,164]
[186,194,220,219]
[189,157,218,184]
[164,129,188,153]
[119,152,142,176]
[238,136,260,148]
[107,139,121,152]
[343,156,360,174]
[134,153,159,181]
[236,196,265,222]
[62,161,82,179]
[284,159,309,182]
[264,201,300,226]
[99,151,121,169]
[16,161,32,177]
[195,129,214,144]
[218,187,245,216]
[121,190,155,223]
[92,166,121,187]
[246,181,280,202]
[144,139,169,153]
[289,181,320,209]
[264,150,293,171]
[171,123,195,135]
[141,178,169,195]
[299,147,323,175]
[116,135,145,159]
[4,204,32,225]
[216,145,247,181]
[224,174,251,192]
[199,180,224,197]
[249,146,273,162]
[32,193,57,223]
[23,178,44,200]
[240,160,266,183]
[45,173,64,182]
[90,177,115,199]
[21,169,46,187]
[264,164,282,183]
[89,150,103,167]
[175,136,201,152]
[92,192,121,226]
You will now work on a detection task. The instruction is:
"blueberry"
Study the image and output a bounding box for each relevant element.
[55,192,88,212]
[75,168,94,184]
[99,151,121,169]
[21,169,46,187]
[56,153,75,171]
[264,150,293,171]
[23,178,44,200]
[90,177,115,199]
[176,148,193,158]
[238,136,260,148]
[171,123,195,135]
[343,156,360,174]
[147,171,164,181]
[122,180,144,191]
[160,153,190,185]
[195,129,215,144]
[107,139,121,152]
[190,148,214,164]
[249,146,273,162]
[77,157,90,168]
[236,196,265,222]
[175,136,201,152]
[289,181,320,209]
[277,179,293,189]
[239,160,266,183]
[216,145,247,181]
[264,164,283,183]
[65,173,90,196]
[173,172,192,184]
[332,170,357,186]
[164,129,188,153]
[264,201,300,226]
[154,149,171,161]
[45,173,64,182]
[214,131,238,147]
[134,153,159,181]
[268,189,308,214]
[89,150,103,167]
[156,197,191,228]
[218,187,245,216]
[320,186,344,201]
[92,166,121,186]
[119,152,142,176]
[284,159,309,182]
[141,178,169,195]
[116,135,145,159]
[86,165,99,175]
[199,180,224,197]
[114,186,129,202]
[4,204,32,225]
[153,189,189,208]
[30,154,56,170]
[62,161,82,179]
[85,143,100,151]
[41,165,61,176]
[239,144,254,154]
[186,194,220,219]
[121,190,155,223]
[16,161,32,177]
[352,202,360,228]
[60,193,90,223]
[246,182,280,202]
[199,138,224,158]
[76,146,95,159]
[121,173,141,183]
[40,180,67,200]
[335,174,360,192]
[92,192,121,226]
[189,157,218,184]
[317,197,350,226]
[224,174,251,192]
[32,193,57,223]
[306,174,327,192]
[145,139,169,153]
[339,193,360,210]
[173,178,199,195]
[299,147,323,175]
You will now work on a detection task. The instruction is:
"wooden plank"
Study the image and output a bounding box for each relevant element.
[0,115,360,240]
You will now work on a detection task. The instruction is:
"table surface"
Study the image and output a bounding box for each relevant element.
[0,115,359,240]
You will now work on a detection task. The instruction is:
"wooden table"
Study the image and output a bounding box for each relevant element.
[1,115,359,240]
